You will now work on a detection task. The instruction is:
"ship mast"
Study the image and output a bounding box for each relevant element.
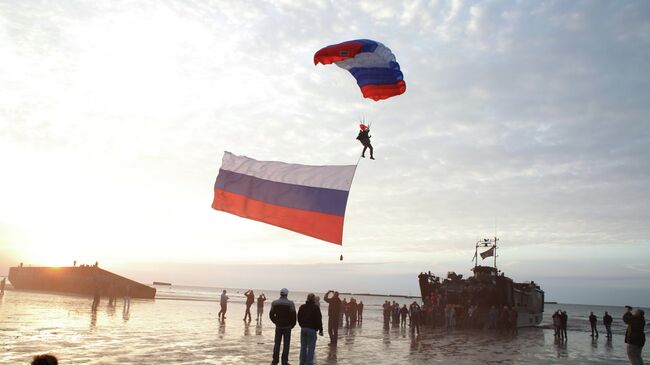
[474,236,499,270]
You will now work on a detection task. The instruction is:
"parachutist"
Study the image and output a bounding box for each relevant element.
[357,124,374,160]
[340,254,343,261]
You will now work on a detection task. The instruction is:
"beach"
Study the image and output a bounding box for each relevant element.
[1,286,644,364]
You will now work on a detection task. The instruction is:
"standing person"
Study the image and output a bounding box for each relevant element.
[552,310,561,338]
[243,289,255,322]
[0,277,5,295]
[358,301,364,322]
[218,290,229,321]
[349,298,358,327]
[256,293,267,323]
[323,290,341,346]
[356,124,374,160]
[509,306,518,335]
[560,311,568,341]
[409,302,421,335]
[342,298,350,327]
[589,311,599,337]
[603,311,613,338]
[269,288,296,365]
[382,301,391,325]
[624,308,646,365]
[624,305,633,326]
[400,304,409,327]
[298,293,323,365]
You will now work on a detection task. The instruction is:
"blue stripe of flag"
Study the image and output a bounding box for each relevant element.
[214,169,350,217]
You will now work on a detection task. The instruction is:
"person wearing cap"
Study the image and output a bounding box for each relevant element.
[356,124,374,160]
[624,308,646,365]
[270,288,296,365]
[298,293,323,365]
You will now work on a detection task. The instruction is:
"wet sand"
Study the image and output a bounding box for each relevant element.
[0,290,640,364]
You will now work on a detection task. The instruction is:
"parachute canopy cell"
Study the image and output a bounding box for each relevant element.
[314,39,406,101]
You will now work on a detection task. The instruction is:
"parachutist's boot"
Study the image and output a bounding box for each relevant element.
[361,154,365,158]
[370,155,375,160]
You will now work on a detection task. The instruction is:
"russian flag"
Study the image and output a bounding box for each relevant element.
[212,152,357,245]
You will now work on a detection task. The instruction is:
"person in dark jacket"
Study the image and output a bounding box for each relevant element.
[623,306,633,345]
[356,124,374,160]
[298,293,323,365]
[560,311,568,341]
[589,312,599,337]
[269,288,296,365]
[624,308,645,365]
[243,289,255,322]
[603,311,613,338]
[323,290,341,346]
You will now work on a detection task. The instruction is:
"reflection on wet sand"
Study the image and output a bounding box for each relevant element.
[218,319,226,339]
[0,291,634,364]
[90,310,97,330]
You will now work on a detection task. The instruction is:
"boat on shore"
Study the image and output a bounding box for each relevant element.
[418,237,544,327]
[153,281,172,286]
[8,266,156,299]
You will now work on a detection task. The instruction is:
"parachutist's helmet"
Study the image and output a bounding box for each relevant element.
[359,124,368,131]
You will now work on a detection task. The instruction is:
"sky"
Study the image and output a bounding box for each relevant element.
[1,0,649,306]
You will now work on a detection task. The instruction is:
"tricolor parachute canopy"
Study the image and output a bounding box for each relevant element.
[212,152,357,245]
[314,39,406,101]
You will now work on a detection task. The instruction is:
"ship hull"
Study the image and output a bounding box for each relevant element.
[8,266,156,299]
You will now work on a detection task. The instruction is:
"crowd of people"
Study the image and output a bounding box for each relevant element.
[379,298,521,336]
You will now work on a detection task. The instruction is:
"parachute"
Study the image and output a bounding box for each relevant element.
[314,39,406,101]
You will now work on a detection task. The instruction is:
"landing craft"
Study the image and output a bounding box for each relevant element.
[418,237,544,327]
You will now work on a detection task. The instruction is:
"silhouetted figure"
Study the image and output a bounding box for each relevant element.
[270,288,296,365]
[552,310,561,338]
[382,300,391,325]
[560,311,568,341]
[298,293,323,365]
[218,290,229,320]
[342,298,349,327]
[409,302,421,335]
[624,308,645,365]
[32,354,58,365]
[356,124,374,160]
[589,312,599,337]
[324,290,341,346]
[0,277,5,295]
[603,312,613,338]
[244,289,255,322]
[73,260,77,267]
[257,293,267,322]
[349,298,358,326]
[358,301,364,322]
[400,304,409,327]
[509,306,519,335]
